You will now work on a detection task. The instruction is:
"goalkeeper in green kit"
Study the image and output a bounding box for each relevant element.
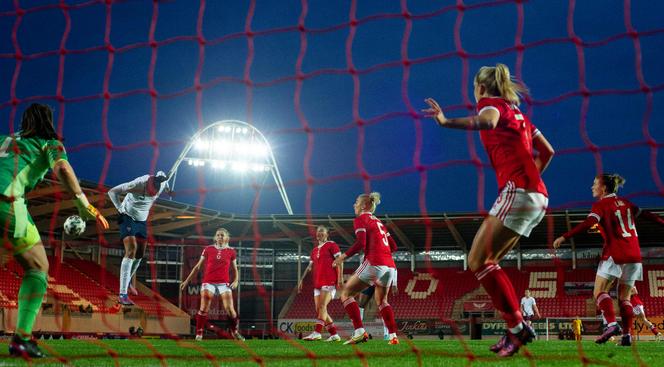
[1,104,109,358]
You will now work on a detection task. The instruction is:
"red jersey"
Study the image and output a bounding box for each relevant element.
[477,97,547,196]
[350,212,396,267]
[310,241,341,288]
[201,245,236,284]
[630,294,643,306]
[589,194,641,264]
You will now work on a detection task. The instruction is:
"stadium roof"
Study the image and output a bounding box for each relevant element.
[26,179,664,255]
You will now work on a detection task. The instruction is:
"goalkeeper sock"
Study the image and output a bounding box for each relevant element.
[474,263,522,328]
[129,258,142,280]
[619,300,634,335]
[342,297,364,329]
[596,292,616,324]
[119,257,133,295]
[16,270,47,340]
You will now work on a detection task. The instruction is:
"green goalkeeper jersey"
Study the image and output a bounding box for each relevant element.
[0,134,68,199]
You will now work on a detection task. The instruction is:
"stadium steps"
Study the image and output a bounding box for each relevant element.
[452,286,489,319]
[65,258,182,317]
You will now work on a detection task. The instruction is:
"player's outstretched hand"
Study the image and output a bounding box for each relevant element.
[422,98,448,126]
[179,281,188,292]
[74,193,110,230]
[231,280,238,290]
[332,254,346,268]
[552,236,566,249]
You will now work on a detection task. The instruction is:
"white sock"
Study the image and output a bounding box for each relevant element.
[383,323,389,337]
[129,258,142,280]
[389,333,397,339]
[359,308,364,321]
[119,257,133,295]
[509,323,524,334]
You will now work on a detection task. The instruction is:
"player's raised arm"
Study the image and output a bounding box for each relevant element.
[636,210,664,226]
[107,179,137,212]
[52,160,109,229]
[422,98,499,130]
[553,215,599,249]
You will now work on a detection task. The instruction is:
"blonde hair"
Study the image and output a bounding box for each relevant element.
[474,63,529,105]
[597,173,626,194]
[216,228,230,238]
[316,225,329,233]
[358,192,381,213]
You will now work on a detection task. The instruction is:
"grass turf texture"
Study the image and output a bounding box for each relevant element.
[0,339,661,366]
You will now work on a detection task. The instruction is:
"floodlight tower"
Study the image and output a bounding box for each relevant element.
[168,120,293,215]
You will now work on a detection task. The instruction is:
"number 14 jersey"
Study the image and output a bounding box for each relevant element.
[589,193,641,264]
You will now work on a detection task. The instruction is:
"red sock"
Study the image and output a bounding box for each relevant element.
[229,316,239,333]
[195,311,208,335]
[597,293,616,324]
[315,319,324,333]
[474,263,522,328]
[651,325,658,335]
[619,300,634,335]
[343,297,364,329]
[325,322,338,336]
[378,303,397,334]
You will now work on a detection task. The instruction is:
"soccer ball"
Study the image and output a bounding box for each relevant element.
[64,215,86,236]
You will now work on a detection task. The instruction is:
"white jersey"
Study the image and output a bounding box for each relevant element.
[520,296,537,316]
[108,174,168,222]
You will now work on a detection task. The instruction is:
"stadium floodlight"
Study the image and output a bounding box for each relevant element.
[167,120,293,215]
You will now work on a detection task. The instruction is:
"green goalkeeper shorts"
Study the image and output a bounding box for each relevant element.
[0,197,41,255]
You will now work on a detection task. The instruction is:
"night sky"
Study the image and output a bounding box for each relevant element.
[1,0,663,216]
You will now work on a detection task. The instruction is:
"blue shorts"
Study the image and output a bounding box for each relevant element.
[119,214,147,239]
[361,285,375,297]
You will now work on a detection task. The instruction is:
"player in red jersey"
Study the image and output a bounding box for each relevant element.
[423,63,555,357]
[333,192,400,345]
[630,287,662,340]
[297,226,343,342]
[553,174,664,346]
[180,228,244,341]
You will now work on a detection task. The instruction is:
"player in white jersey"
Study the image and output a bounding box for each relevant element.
[520,290,540,327]
[108,171,169,305]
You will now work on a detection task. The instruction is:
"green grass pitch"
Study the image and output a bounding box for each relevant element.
[0,339,661,366]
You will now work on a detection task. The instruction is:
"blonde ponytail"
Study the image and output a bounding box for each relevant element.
[474,63,529,105]
[597,173,626,194]
[358,192,382,213]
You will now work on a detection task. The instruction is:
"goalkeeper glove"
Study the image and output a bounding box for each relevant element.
[74,193,110,230]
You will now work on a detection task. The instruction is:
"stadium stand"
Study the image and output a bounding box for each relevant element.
[0,255,189,336]
[282,264,664,321]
